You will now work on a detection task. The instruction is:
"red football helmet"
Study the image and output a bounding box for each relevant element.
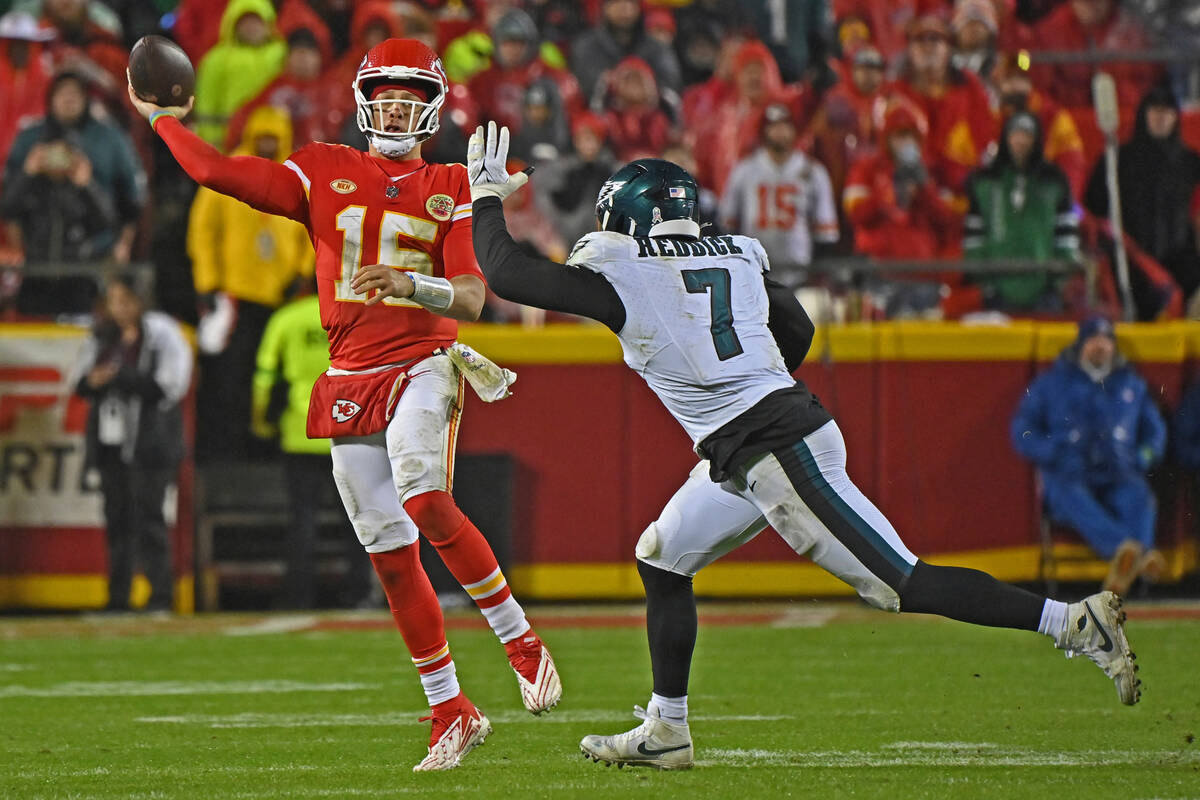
[353,38,448,144]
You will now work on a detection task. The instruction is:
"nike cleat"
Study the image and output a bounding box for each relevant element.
[1057,591,1141,705]
[580,706,693,770]
[413,695,492,772]
[505,630,562,715]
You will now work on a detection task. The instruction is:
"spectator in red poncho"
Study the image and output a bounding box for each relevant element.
[0,13,54,167]
[681,35,742,138]
[467,8,581,136]
[994,51,1087,201]
[328,0,401,100]
[690,39,805,195]
[1030,0,1160,111]
[833,0,944,66]
[600,56,674,161]
[224,28,346,152]
[843,100,964,258]
[886,14,997,192]
[39,0,127,103]
[806,44,886,244]
[0,12,54,261]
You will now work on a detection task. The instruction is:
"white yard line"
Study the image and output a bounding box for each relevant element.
[699,746,1200,768]
[135,710,797,728]
[0,680,367,698]
[222,616,319,636]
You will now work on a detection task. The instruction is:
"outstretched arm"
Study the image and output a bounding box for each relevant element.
[473,197,625,330]
[466,122,625,330]
[127,83,309,225]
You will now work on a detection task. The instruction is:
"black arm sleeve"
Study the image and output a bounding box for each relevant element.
[764,275,815,372]
[472,196,626,331]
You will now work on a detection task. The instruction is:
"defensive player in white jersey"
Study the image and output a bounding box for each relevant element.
[465,123,1142,770]
[719,102,840,289]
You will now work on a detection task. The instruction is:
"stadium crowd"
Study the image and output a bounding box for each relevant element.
[3,0,1200,324]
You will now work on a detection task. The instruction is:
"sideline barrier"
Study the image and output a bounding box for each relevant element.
[2,321,1197,606]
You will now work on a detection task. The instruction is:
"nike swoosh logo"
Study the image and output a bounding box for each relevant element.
[636,741,691,757]
[1084,603,1115,653]
[749,481,758,492]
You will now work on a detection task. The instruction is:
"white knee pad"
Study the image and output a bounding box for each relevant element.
[635,522,661,562]
[331,467,419,552]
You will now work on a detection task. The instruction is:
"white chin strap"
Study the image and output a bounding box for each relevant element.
[371,134,417,158]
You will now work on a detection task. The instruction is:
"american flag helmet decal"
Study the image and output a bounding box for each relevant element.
[669,187,686,198]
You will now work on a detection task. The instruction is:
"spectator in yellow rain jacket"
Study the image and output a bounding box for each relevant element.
[187,105,312,460]
[252,288,372,609]
[192,0,287,146]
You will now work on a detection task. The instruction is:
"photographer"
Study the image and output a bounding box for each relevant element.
[0,71,145,314]
[71,274,192,612]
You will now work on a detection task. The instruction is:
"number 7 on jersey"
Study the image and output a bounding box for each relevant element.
[681,267,744,360]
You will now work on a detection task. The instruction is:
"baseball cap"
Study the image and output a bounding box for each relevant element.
[0,11,55,41]
[852,46,884,69]
[763,102,794,125]
[907,14,951,41]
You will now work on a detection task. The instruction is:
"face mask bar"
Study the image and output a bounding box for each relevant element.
[353,65,445,142]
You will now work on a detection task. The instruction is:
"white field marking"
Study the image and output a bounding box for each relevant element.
[0,663,31,671]
[699,747,1200,768]
[135,710,796,728]
[0,680,367,698]
[881,741,1001,750]
[223,616,318,636]
[769,607,840,628]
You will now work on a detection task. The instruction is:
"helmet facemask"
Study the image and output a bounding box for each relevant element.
[354,66,445,158]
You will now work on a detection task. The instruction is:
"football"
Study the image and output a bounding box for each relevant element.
[128,34,194,107]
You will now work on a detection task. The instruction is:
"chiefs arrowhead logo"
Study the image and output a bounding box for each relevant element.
[332,399,361,423]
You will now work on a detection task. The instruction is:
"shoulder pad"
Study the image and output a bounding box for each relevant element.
[566,231,630,270]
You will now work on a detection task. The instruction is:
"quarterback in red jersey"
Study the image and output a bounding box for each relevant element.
[128,38,560,772]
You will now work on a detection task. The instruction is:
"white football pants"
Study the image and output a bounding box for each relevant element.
[329,352,464,553]
[636,421,919,610]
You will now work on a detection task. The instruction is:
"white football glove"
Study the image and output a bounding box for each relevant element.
[467,121,529,202]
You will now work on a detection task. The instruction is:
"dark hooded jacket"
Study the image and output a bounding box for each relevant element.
[1086,83,1200,274]
[0,72,144,262]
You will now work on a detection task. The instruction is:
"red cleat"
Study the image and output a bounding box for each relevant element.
[412,693,491,772]
[504,630,562,714]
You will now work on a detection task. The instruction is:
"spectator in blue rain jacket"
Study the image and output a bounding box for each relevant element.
[1011,316,1167,595]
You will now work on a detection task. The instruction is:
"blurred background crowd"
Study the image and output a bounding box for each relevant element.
[6,0,1200,327]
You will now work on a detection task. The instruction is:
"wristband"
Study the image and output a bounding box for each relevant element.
[149,110,173,131]
[408,273,455,314]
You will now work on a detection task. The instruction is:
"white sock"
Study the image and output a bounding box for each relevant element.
[420,662,460,706]
[649,693,688,725]
[1037,599,1070,640]
[484,596,530,644]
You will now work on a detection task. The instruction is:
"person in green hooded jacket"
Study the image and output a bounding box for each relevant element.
[962,111,1080,310]
[191,0,286,146]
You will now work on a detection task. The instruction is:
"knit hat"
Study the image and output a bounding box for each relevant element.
[1076,315,1115,345]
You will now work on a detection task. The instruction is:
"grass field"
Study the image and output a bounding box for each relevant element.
[2,601,1199,799]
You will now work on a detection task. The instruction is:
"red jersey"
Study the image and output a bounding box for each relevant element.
[283,144,480,370]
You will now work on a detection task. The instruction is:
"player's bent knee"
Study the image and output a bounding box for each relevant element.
[403,490,466,542]
[350,509,419,551]
[634,522,660,561]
